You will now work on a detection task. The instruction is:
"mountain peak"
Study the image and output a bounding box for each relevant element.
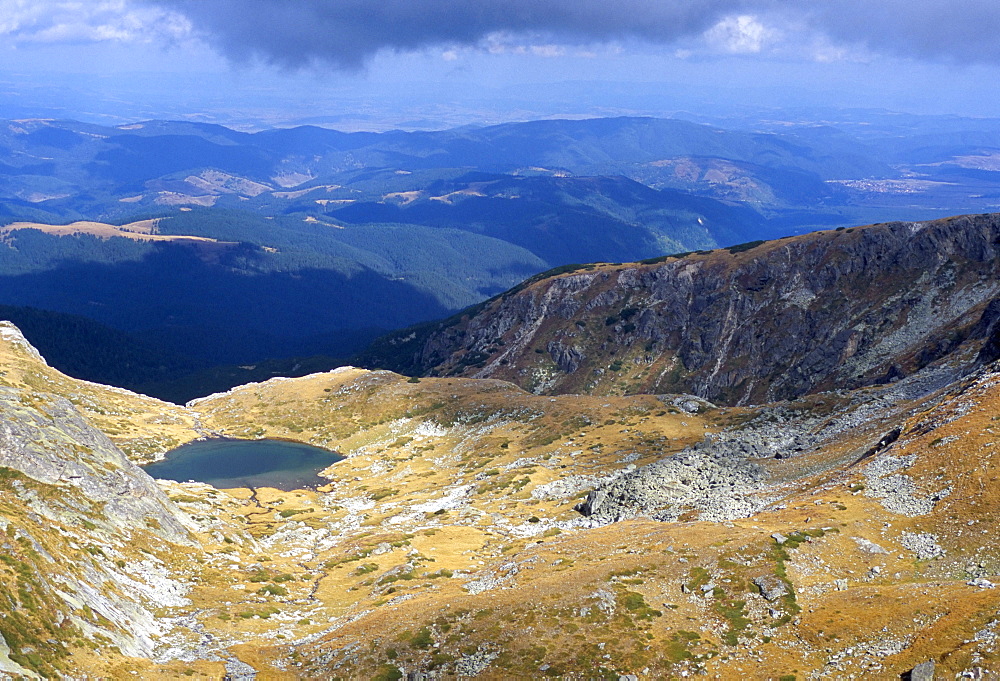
[0,320,47,366]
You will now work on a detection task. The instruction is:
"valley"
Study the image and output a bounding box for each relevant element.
[5,112,1000,404]
[0,215,998,678]
[10,2,1000,678]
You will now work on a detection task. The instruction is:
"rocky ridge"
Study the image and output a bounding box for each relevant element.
[366,213,1000,405]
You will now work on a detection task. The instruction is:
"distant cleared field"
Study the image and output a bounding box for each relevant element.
[0,219,222,244]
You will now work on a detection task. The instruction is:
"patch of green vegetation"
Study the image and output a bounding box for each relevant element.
[770,545,802,625]
[238,606,280,619]
[430,651,456,668]
[727,239,766,254]
[714,597,750,646]
[324,549,374,568]
[399,626,435,650]
[379,570,416,585]
[619,590,662,619]
[257,584,288,597]
[638,250,696,265]
[686,566,711,592]
[373,664,404,681]
[0,546,78,676]
[370,488,399,502]
[425,569,453,579]
[664,630,700,663]
[608,567,642,578]
[0,467,26,484]
[355,563,379,576]
[781,526,837,551]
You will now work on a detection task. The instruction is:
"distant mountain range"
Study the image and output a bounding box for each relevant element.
[6,114,1000,227]
[4,114,1000,398]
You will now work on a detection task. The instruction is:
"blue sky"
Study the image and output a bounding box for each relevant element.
[2,1,1000,127]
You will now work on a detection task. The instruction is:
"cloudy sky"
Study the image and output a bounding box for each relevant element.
[2,0,999,126]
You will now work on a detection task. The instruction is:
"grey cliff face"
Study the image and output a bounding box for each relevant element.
[407,214,1000,405]
[0,387,192,545]
[0,357,198,671]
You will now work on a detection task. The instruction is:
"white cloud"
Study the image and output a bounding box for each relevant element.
[703,14,778,54]
[795,26,873,64]
[530,44,567,58]
[685,12,874,64]
[0,0,190,45]
[481,33,617,59]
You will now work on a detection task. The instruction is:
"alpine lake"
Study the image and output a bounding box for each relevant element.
[142,438,343,491]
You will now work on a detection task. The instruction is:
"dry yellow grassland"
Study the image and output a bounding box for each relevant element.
[0,219,225,244]
[2,321,999,678]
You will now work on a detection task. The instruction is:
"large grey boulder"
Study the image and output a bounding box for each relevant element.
[752,575,788,601]
[908,659,935,681]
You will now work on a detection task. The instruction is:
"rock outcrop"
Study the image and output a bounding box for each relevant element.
[0,387,192,544]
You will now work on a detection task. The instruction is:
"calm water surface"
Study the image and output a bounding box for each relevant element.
[143,438,343,490]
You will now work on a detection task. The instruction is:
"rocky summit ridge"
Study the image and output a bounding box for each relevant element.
[1,216,1000,677]
[367,213,1000,405]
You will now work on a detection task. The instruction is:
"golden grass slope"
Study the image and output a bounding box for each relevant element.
[0,321,200,461]
[0,218,225,245]
[1,325,999,677]
[176,364,1000,679]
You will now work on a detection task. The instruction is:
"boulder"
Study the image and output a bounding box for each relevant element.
[752,575,788,601]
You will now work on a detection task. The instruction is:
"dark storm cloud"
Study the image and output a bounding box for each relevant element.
[149,0,757,68]
[147,0,1000,68]
[807,0,1000,63]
